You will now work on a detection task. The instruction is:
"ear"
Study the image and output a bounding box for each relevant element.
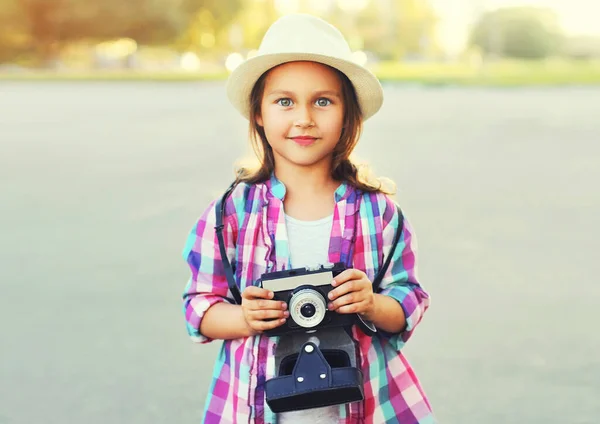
[255,113,263,127]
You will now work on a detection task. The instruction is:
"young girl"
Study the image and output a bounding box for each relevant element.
[182,14,434,424]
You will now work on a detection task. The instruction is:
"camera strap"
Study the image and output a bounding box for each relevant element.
[214,181,404,305]
[215,180,243,305]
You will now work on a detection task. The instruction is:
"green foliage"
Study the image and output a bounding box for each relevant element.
[313,0,438,60]
[470,6,563,59]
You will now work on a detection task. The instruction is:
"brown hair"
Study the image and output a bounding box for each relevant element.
[234,63,394,195]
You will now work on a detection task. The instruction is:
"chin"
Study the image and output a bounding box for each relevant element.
[292,161,323,168]
[287,155,330,168]
[274,150,331,167]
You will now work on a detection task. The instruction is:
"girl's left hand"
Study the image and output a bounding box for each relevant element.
[328,269,375,318]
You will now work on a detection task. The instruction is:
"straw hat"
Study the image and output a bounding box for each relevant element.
[226,13,384,121]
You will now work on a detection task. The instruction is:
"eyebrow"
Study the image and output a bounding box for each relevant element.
[266,89,341,99]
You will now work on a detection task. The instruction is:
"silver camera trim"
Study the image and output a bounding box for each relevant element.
[261,270,333,292]
[288,289,328,328]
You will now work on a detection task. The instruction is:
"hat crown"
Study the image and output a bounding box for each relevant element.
[226,14,383,121]
[258,14,352,59]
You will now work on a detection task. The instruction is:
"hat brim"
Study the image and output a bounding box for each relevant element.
[226,53,383,121]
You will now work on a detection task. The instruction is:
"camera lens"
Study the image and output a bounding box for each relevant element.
[300,303,316,318]
[289,288,327,328]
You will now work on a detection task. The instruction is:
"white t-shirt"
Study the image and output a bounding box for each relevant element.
[278,213,339,424]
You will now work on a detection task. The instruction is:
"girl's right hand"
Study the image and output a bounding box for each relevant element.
[241,286,289,335]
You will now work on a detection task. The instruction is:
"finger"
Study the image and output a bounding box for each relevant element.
[328,280,357,301]
[329,278,371,301]
[335,299,370,315]
[252,317,288,332]
[246,299,287,311]
[329,291,365,310]
[250,308,289,321]
[332,269,365,286]
[242,286,274,300]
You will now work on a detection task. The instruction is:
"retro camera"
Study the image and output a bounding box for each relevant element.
[259,263,377,413]
[260,262,359,337]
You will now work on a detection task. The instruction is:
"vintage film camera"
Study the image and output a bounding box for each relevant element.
[214,181,404,413]
[258,263,374,412]
[260,262,372,337]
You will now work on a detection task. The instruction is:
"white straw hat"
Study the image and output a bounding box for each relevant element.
[226,13,384,121]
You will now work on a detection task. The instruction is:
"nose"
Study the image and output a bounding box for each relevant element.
[294,105,314,128]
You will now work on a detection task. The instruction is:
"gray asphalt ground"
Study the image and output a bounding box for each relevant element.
[1,82,599,424]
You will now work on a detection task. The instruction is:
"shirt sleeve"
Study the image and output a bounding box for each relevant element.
[376,196,431,351]
[181,197,238,343]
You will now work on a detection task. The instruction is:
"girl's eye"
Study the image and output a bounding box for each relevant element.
[316,98,331,107]
[276,98,293,107]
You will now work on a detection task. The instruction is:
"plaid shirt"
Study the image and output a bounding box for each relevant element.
[182,174,435,424]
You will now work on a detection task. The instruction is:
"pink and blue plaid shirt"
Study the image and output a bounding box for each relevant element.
[182,174,435,423]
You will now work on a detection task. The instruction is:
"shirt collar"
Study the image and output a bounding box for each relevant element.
[264,172,354,202]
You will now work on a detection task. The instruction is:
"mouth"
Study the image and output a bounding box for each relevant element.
[289,136,318,146]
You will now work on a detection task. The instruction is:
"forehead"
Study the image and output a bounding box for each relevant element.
[264,61,342,92]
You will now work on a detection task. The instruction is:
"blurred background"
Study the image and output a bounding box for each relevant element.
[1,1,599,424]
[1,0,600,83]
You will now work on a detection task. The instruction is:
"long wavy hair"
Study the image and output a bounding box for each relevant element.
[234,63,394,195]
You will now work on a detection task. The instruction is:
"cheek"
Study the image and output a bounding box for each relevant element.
[262,108,290,136]
[320,111,344,137]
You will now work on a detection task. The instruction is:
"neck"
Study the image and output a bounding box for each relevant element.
[274,162,338,198]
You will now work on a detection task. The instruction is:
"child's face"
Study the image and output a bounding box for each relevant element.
[256,61,344,172]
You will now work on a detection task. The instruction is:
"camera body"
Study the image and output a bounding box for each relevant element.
[260,262,356,337]
[259,263,374,412]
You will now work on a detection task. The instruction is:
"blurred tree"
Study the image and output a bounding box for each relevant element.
[176,0,244,54]
[0,0,242,65]
[0,0,29,64]
[353,0,385,52]
[176,0,438,60]
[389,0,438,59]
[563,35,600,59]
[470,6,563,59]
[0,0,182,65]
[234,0,277,50]
[327,0,438,60]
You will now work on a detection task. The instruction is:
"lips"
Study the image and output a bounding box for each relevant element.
[290,136,317,146]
